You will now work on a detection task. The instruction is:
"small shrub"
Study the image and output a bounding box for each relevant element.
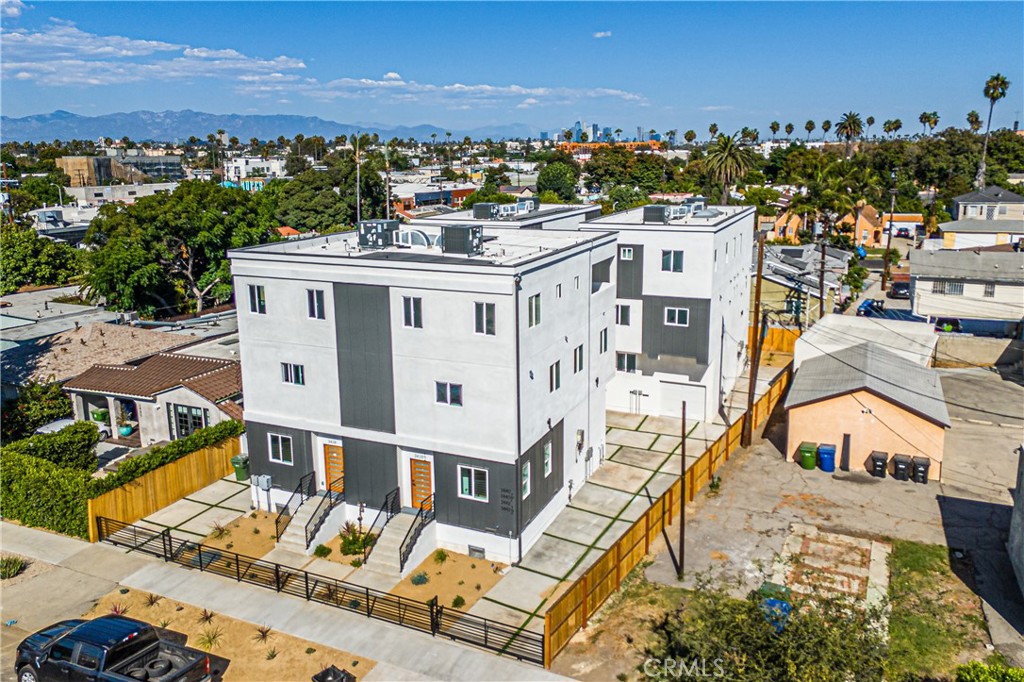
[143,593,161,607]
[253,625,273,643]
[198,609,216,624]
[411,571,429,586]
[265,648,278,661]
[475,583,481,591]
[348,599,360,609]
[350,558,363,568]
[339,522,374,555]
[119,588,130,594]
[313,544,332,558]
[305,647,316,655]
[252,527,260,535]
[196,627,224,651]
[0,555,27,579]
[433,549,448,565]
[471,563,476,569]
[225,543,233,550]
[210,522,230,539]
[250,512,257,519]
[616,674,628,682]
[451,595,465,609]
[157,619,172,629]
[708,474,722,495]
[457,580,464,586]
[109,602,128,615]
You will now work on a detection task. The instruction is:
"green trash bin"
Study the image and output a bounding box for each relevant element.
[798,442,817,470]
[230,454,250,481]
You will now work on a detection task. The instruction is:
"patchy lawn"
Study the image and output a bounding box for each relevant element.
[86,588,374,681]
[390,550,506,610]
[201,511,277,559]
[552,563,687,682]
[886,540,989,681]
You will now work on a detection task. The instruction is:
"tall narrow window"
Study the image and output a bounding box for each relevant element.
[248,284,266,314]
[599,327,609,353]
[521,461,531,499]
[984,283,996,298]
[661,250,684,272]
[549,360,561,392]
[403,296,423,328]
[543,442,553,477]
[528,294,541,327]
[281,363,305,385]
[307,289,325,319]
[474,302,496,335]
[616,304,631,326]
[574,344,584,373]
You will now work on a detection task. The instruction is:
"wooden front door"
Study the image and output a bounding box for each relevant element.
[324,445,344,491]
[410,458,433,510]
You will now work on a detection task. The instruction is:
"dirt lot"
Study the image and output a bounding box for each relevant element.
[390,550,506,610]
[86,588,375,681]
[201,511,277,559]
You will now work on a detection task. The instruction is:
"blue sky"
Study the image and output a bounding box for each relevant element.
[2,1,1022,135]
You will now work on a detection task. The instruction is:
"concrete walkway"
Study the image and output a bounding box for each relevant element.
[137,476,251,539]
[0,522,564,681]
[469,363,787,634]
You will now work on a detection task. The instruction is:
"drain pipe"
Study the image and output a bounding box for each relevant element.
[513,272,523,565]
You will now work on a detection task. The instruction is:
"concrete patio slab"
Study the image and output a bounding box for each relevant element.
[605,428,658,450]
[262,546,314,569]
[650,435,682,454]
[562,548,599,582]
[611,446,669,471]
[586,461,654,494]
[544,507,617,547]
[142,499,208,527]
[592,519,636,551]
[214,487,255,512]
[481,568,560,614]
[467,598,531,628]
[344,565,402,592]
[606,411,644,430]
[639,415,687,436]
[518,535,589,579]
[618,496,655,522]
[306,557,358,581]
[176,505,246,536]
[568,484,635,518]
[644,472,679,499]
[184,478,249,506]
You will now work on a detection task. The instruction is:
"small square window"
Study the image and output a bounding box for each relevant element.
[281,363,305,385]
[984,283,996,298]
[661,250,684,273]
[665,307,689,327]
[616,304,630,326]
[474,302,495,335]
[616,352,637,373]
[269,434,293,465]
[458,465,488,501]
[620,247,633,261]
[436,382,463,406]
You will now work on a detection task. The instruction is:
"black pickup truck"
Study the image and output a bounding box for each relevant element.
[15,615,211,682]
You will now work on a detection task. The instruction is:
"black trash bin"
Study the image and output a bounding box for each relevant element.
[869,451,888,478]
[892,454,912,481]
[912,456,930,484]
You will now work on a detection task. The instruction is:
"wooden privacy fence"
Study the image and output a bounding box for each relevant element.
[87,437,241,542]
[748,326,801,355]
[543,365,792,667]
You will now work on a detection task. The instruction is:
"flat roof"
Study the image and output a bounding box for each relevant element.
[937,219,1024,234]
[414,203,596,224]
[795,314,937,369]
[231,226,613,268]
[586,204,753,230]
[910,249,1024,283]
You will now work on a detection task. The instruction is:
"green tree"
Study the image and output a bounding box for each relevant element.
[919,111,931,136]
[784,122,795,139]
[821,119,832,140]
[769,121,780,141]
[976,73,1011,188]
[742,185,782,215]
[0,225,83,295]
[537,162,578,201]
[805,119,816,141]
[285,154,310,176]
[684,130,697,145]
[836,111,864,158]
[966,110,983,133]
[703,134,756,205]
[4,422,100,471]
[1,381,73,443]
[708,122,718,140]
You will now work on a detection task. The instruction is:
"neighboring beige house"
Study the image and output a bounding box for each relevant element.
[64,353,242,447]
[785,343,949,480]
[910,247,1024,327]
[952,186,1024,221]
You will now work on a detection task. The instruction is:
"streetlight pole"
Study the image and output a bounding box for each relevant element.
[49,183,64,207]
[355,132,361,225]
[882,170,897,292]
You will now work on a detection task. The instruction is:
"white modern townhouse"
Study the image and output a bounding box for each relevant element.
[582,202,756,421]
[229,220,617,569]
[410,199,600,231]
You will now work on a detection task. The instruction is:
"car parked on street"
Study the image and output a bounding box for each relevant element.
[856,299,886,317]
[895,227,911,239]
[34,418,111,440]
[16,616,210,682]
[886,282,911,299]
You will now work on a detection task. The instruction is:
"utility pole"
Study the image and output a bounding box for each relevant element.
[384,143,392,220]
[355,132,361,225]
[743,231,766,448]
[818,234,827,319]
[677,400,686,581]
[881,172,897,292]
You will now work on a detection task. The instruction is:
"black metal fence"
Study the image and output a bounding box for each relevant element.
[274,472,315,540]
[399,494,435,573]
[304,476,346,550]
[96,517,544,666]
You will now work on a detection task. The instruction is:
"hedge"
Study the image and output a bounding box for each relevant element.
[5,422,100,472]
[0,419,245,538]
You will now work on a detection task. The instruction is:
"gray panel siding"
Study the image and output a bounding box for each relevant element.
[433,453,516,536]
[616,245,644,300]
[342,438,399,506]
[334,283,396,433]
[245,421,313,491]
[519,420,564,527]
[641,296,712,366]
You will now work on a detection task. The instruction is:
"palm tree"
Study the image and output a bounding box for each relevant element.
[976,73,1011,188]
[805,120,816,141]
[919,112,930,136]
[614,128,622,142]
[927,112,939,136]
[769,121,780,141]
[966,111,982,133]
[647,128,656,141]
[666,129,678,147]
[835,111,864,158]
[708,123,718,140]
[249,137,260,150]
[684,130,697,144]
[704,133,756,205]
[865,116,875,139]
[785,122,794,139]
[563,129,573,143]
[821,120,832,140]
[580,131,589,143]
[891,119,902,138]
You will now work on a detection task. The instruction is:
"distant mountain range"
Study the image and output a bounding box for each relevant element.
[0,110,540,143]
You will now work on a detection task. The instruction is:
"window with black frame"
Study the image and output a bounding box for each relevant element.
[172,404,208,439]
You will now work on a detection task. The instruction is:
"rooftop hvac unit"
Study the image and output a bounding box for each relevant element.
[665,205,691,220]
[441,225,484,256]
[683,196,707,211]
[473,202,499,219]
[642,205,670,224]
[518,197,540,213]
[358,219,399,249]
[497,203,519,218]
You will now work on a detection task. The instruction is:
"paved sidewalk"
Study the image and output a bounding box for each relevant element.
[0,522,564,681]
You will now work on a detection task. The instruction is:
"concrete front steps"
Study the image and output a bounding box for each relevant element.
[362,512,416,576]
[276,494,323,554]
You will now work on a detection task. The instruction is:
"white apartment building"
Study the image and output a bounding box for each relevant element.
[223,156,288,181]
[583,203,756,421]
[229,221,617,566]
[411,200,600,231]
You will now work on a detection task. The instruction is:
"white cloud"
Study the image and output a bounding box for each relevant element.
[1,0,25,17]
[699,105,734,112]
[184,47,245,59]
[516,97,540,109]
[592,31,612,39]
[382,71,402,80]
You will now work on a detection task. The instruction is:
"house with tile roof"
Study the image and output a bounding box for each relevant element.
[64,352,242,448]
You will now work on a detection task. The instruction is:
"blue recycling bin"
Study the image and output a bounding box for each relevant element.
[818,444,837,473]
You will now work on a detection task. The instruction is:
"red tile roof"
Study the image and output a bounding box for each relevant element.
[65,352,241,402]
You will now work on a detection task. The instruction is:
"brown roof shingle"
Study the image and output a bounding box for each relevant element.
[64,352,239,400]
[182,362,242,403]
